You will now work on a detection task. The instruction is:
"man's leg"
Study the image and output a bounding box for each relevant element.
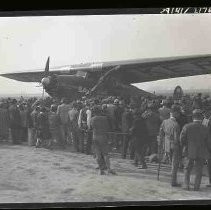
[36,138,41,147]
[121,135,129,159]
[194,158,204,191]
[146,137,153,156]
[15,128,21,144]
[129,138,135,160]
[10,128,16,144]
[104,153,116,175]
[36,130,42,148]
[104,154,110,171]
[207,159,211,186]
[94,145,106,174]
[60,125,66,145]
[21,127,26,142]
[151,135,158,154]
[136,148,147,169]
[78,129,85,153]
[31,128,36,146]
[86,131,93,155]
[64,123,72,145]
[183,157,194,190]
[72,129,79,152]
[139,144,147,169]
[24,127,28,142]
[171,147,180,187]
[50,129,58,149]
[134,150,139,166]
[115,131,122,152]
[48,132,54,149]
[58,127,66,148]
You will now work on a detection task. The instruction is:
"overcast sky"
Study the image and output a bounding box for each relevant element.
[1,14,211,95]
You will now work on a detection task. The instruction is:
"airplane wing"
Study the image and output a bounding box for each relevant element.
[108,54,211,84]
[0,68,78,82]
[1,54,211,83]
[0,63,101,82]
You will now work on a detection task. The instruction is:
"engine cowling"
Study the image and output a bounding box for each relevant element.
[41,74,93,100]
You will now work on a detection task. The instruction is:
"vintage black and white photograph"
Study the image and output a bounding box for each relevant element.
[0,11,211,204]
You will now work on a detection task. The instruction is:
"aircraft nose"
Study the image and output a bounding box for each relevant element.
[41,77,50,86]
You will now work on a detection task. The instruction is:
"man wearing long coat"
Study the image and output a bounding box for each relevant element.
[180,109,211,191]
[130,111,149,169]
[9,99,21,144]
[159,105,181,187]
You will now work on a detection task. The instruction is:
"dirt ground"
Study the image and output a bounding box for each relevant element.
[0,143,211,203]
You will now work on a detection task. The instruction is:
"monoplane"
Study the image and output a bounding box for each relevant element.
[1,55,211,100]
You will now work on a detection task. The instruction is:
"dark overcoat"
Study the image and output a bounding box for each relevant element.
[180,121,211,159]
[130,116,150,152]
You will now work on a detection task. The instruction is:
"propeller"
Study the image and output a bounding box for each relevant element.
[37,56,50,98]
[44,56,50,77]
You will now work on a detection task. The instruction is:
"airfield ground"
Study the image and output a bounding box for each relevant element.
[0,143,211,204]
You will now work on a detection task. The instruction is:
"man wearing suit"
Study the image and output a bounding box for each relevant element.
[159,105,181,187]
[57,98,72,145]
[121,105,133,159]
[202,108,211,187]
[130,110,149,169]
[180,109,211,191]
[9,99,21,144]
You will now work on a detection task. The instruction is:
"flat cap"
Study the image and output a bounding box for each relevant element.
[192,109,203,115]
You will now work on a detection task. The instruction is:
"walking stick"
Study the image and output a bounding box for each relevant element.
[157,136,162,181]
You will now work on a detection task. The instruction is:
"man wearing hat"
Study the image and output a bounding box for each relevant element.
[202,107,211,188]
[57,98,72,145]
[142,102,161,155]
[30,106,40,146]
[68,102,80,152]
[121,105,133,159]
[36,107,51,148]
[90,105,116,175]
[159,99,171,122]
[159,105,181,187]
[48,104,64,149]
[130,109,149,169]
[180,109,211,191]
[113,99,124,151]
[8,99,21,144]
[106,98,117,131]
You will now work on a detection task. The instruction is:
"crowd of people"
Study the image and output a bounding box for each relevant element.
[0,91,211,190]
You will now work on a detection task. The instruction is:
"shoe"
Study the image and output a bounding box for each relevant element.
[182,186,190,191]
[133,162,138,167]
[99,170,106,175]
[138,165,148,169]
[108,169,117,175]
[206,184,211,187]
[193,188,200,191]
[171,183,181,187]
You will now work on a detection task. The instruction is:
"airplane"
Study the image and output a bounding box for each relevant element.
[1,54,211,101]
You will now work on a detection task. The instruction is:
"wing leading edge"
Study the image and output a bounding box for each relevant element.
[1,54,211,83]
